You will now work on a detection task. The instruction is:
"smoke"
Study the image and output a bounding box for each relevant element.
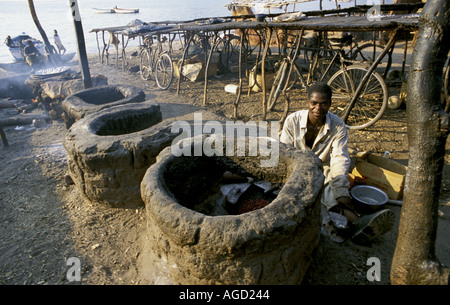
[0,74,33,99]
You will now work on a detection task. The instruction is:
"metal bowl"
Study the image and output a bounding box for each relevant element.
[350,185,388,213]
[30,66,71,80]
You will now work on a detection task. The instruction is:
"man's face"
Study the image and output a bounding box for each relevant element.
[308,92,331,122]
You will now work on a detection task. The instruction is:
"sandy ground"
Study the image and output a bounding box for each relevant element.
[0,40,449,286]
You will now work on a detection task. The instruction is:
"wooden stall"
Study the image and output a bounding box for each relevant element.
[90,3,422,124]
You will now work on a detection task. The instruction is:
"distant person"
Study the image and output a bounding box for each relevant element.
[24,40,45,72]
[5,35,13,47]
[53,30,66,55]
[18,40,25,59]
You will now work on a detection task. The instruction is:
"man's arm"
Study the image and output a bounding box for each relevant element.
[279,114,296,146]
[329,123,351,199]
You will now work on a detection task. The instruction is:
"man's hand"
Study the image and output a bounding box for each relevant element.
[336,196,352,209]
[335,196,360,223]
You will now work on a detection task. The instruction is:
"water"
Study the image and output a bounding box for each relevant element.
[0,0,390,63]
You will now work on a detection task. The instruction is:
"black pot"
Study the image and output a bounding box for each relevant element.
[256,14,265,22]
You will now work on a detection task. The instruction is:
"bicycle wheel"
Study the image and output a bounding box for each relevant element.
[284,62,308,91]
[139,49,152,81]
[352,43,392,77]
[219,36,241,69]
[155,52,173,90]
[327,65,388,130]
[249,58,276,92]
[267,61,289,112]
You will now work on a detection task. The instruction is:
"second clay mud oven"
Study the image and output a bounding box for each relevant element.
[61,84,145,128]
[140,135,324,284]
[63,101,181,208]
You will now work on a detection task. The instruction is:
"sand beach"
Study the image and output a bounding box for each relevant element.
[0,37,449,286]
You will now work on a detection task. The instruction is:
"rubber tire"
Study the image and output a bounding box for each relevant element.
[155,52,173,90]
[327,65,388,130]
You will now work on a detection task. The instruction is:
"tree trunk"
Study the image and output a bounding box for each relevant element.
[27,0,60,66]
[390,0,450,285]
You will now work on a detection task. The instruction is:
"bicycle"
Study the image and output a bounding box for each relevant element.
[268,33,389,130]
[264,32,332,112]
[215,29,271,73]
[214,32,241,70]
[139,35,173,90]
[350,41,393,78]
[327,64,388,129]
[307,32,392,83]
[247,31,305,96]
[266,33,310,112]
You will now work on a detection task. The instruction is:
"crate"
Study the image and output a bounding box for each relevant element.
[351,154,407,200]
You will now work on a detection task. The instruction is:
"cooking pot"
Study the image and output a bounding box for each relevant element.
[350,185,388,214]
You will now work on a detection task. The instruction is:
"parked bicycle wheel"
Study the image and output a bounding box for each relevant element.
[155,52,173,90]
[327,65,388,130]
[267,60,290,112]
[217,35,241,69]
[248,58,276,92]
[266,59,308,112]
[351,43,392,77]
[283,61,306,91]
[139,49,152,81]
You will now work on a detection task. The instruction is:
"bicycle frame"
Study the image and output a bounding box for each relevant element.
[139,34,174,90]
[267,30,392,129]
[267,30,309,111]
[283,30,308,91]
[340,30,398,123]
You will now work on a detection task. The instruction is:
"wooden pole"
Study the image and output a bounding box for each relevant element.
[177,34,194,95]
[121,34,129,72]
[234,30,245,119]
[261,28,272,120]
[341,30,398,123]
[102,31,108,65]
[95,32,101,61]
[69,0,92,89]
[203,32,218,106]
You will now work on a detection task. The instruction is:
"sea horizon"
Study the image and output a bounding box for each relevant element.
[0,0,391,63]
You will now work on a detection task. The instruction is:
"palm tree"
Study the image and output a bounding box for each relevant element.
[27,0,60,66]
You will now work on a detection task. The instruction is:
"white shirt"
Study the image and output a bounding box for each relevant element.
[280,109,350,199]
[54,34,63,47]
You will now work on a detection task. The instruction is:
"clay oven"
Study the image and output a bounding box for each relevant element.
[140,135,324,284]
[61,84,145,128]
[63,101,181,208]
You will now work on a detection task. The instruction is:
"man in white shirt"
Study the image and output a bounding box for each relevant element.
[280,82,395,244]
